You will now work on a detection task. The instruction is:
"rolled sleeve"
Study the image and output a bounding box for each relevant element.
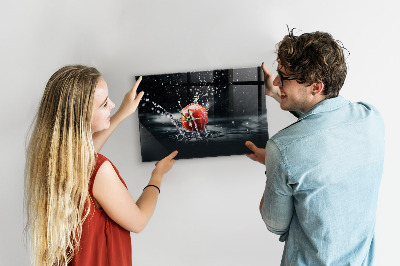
[260,140,294,240]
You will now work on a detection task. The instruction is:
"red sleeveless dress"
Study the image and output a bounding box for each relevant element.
[69,153,132,266]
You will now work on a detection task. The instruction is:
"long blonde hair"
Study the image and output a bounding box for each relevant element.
[25,65,101,265]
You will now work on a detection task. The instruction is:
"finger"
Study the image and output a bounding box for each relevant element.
[167,150,178,159]
[245,141,258,152]
[245,153,256,161]
[155,161,159,166]
[262,62,272,76]
[131,76,143,95]
[135,90,145,102]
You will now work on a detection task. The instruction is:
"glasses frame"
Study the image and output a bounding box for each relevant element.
[277,70,297,86]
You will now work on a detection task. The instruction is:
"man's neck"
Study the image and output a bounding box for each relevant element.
[301,95,327,113]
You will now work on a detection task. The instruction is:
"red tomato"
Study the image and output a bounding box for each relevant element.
[180,103,208,131]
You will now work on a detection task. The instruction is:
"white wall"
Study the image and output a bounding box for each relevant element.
[1,0,399,265]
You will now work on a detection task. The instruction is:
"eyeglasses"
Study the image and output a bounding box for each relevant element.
[277,70,297,86]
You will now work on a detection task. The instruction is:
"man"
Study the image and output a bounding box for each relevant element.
[246,31,385,265]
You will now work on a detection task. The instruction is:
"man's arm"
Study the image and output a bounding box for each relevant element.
[245,138,294,239]
[260,185,293,238]
[261,62,302,119]
[259,140,294,240]
[93,77,144,152]
[262,62,282,103]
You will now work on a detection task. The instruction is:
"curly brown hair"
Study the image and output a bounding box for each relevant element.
[277,30,348,98]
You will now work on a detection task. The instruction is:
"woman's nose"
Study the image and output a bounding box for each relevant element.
[109,100,115,109]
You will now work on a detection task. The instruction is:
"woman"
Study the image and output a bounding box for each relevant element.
[25,65,177,265]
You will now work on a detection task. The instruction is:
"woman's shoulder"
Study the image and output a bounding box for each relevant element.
[95,153,108,163]
[94,153,117,172]
[90,153,114,192]
[92,153,109,177]
[96,160,117,178]
[94,153,127,188]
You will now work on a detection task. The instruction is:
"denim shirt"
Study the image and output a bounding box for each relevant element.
[260,96,385,266]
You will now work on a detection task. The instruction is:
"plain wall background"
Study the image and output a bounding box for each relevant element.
[1,0,399,265]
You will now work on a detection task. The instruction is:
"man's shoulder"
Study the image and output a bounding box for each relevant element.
[270,99,384,149]
[347,101,385,131]
[352,101,383,117]
[269,121,306,151]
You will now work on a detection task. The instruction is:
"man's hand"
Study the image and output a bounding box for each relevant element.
[245,141,266,165]
[262,62,281,103]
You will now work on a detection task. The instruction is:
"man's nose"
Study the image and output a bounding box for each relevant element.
[273,75,281,87]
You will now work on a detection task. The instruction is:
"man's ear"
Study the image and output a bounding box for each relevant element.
[312,82,324,96]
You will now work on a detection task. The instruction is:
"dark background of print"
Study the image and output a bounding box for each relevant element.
[136,66,269,161]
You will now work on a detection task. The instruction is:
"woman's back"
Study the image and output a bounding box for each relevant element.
[69,153,131,266]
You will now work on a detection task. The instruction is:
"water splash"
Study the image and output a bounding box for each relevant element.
[141,88,222,143]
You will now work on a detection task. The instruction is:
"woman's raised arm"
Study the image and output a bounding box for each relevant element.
[92,77,144,152]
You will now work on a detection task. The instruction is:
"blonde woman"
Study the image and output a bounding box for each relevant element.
[25,65,177,266]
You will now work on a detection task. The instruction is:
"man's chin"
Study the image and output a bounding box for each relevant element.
[279,103,290,111]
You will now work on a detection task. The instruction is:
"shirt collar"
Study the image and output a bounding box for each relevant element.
[298,95,350,121]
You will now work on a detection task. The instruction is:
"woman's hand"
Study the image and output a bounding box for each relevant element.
[115,76,145,120]
[152,150,178,178]
[92,77,145,152]
[262,62,281,103]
